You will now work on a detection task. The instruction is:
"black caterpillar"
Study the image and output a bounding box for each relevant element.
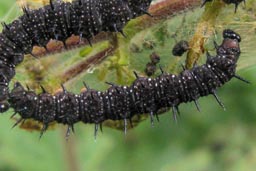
[0,0,153,110]
[202,0,245,12]
[6,29,249,138]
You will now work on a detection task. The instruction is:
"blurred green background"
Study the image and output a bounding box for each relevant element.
[0,1,256,171]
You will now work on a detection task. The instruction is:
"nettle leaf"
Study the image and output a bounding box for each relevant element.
[0,0,255,131]
[0,1,256,170]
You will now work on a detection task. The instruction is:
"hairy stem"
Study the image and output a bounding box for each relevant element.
[186,0,225,68]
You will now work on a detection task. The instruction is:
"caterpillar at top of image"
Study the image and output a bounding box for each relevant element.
[6,29,249,138]
[0,0,153,109]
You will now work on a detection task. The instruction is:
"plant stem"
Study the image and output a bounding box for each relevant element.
[186,0,225,68]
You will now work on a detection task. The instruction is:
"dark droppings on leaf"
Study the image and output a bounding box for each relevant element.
[172,40,189,56]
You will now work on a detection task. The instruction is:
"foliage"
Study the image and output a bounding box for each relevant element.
[0,0,256,171]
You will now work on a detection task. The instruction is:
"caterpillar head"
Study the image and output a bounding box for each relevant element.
[218,29,241,62]
[207,29,241,74]
[8,82,37,119]
[223,29,241,42]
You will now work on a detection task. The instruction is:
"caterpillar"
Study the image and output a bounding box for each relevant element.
[201,0,245,12]
[0,0,153,109]
[6,29,249,138]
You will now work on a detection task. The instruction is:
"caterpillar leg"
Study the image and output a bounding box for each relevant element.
[201,0,246,12]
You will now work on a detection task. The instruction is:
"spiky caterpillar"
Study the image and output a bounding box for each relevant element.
[6,29,249,138]
[202,0,245,12]
[0,0,153,110]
